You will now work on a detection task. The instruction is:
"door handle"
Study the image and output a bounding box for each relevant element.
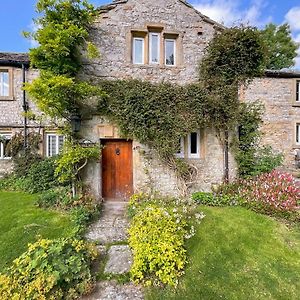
[115,148,120,155]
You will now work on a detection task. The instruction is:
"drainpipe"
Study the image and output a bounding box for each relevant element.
[22,64,28,149]
[224,130,229,183]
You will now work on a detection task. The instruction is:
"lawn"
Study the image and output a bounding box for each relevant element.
[146,206,300,300]
[0,191,75,271]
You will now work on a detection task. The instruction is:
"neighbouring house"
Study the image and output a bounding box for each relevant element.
[0,53,64,177]
[240,70,300,173]
[1,0,300,200]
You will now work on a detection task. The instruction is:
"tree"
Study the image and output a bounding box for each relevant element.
[260,23,299,70]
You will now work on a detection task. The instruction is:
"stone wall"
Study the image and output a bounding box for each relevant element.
[83,0,218,84]
[241,77,300,171]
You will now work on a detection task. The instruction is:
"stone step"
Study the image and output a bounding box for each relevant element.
[104,245,133,275]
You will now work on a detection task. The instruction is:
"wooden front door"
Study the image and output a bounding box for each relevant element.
[101,140,133,201]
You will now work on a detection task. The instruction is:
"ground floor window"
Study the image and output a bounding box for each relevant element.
[296,124,300,145]
[175,131,201,159]
[46,134,64,157]
[0,133,11,159]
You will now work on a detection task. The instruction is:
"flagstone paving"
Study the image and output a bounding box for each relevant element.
[84,201,144,300]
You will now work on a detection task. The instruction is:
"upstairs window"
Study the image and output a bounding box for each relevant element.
[46,134,64,157]
[296,80,300,102]
[165,39,176,66]
[131,28,178,66]
[0,133,11,159]
[133,37,145,64]
[149,32,160,64]
[0,69,10,98]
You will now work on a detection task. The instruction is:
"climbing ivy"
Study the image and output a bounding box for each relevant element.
[97,26,268,179]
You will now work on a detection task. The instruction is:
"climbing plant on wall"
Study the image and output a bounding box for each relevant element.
[24,0,103,193]
[97,26,270,181]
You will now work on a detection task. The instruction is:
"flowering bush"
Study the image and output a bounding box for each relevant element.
[0,238,98,300]
[128,193,205,286]
[218,170,300,220]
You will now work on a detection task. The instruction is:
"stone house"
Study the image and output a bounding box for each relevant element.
[1,0,300,200]
[0,53,64,177]
[240,70,300,173]
[79,0,236,199]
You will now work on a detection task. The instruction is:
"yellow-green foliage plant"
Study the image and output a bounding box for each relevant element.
[0,238,98,300]
[128,194,206,287]
[128,204,187,286]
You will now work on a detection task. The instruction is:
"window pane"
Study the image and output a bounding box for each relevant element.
[297,81,300,102]
[48,136,57,156]
[58,136,64,153]
[297,125,300,144]
[0,71,9,96]
[150,33,159,63]
[3,139,10,157]
[133,38,144,64]
[0,134,11,158]
[190,132,198,154]
[165,39,175,65]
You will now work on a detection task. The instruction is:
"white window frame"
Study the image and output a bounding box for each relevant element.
[175,137,184,158]
[296,124,300,145]
[133,37,145,65]
[46,134,64,157]
[188,131,200,159]
[149,32,160,64]
[0,133,12,159]
[0,69,11,98]
[165,38,176,66]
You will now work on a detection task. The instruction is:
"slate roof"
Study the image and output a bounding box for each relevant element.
[0,52,30,67]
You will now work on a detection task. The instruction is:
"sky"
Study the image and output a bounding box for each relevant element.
[1,0,300,68]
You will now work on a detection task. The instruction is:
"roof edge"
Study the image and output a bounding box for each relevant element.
[265,69,300,79]
[97,0,226,30]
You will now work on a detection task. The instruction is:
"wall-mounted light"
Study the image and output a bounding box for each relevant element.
[70,114,81,133]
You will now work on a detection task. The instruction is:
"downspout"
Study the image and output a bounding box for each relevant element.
[22,64,28,149]
[224,130,229,183]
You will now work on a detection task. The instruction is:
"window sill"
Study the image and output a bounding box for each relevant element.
[0,96,15,101]
[292,102,300,107]
[130,63,184,70]
[0,157,12,160]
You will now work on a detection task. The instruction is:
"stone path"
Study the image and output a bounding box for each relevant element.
[84,201,144,300]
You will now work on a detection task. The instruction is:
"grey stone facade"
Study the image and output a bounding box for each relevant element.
[0,55,50,177]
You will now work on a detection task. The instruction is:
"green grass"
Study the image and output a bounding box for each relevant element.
[146,206,300,300]
[0,191,75,271]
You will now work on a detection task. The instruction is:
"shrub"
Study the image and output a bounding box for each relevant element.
[192,191,239,206]
[37,187,101,235]
[0,158,60,193]
[129,204,187,286]
[218,170,300,220]
[26,157,60,193]
[128,193,205,286]
[13,150,42,177]
[0,175,31,192]
[0,238,98,300]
